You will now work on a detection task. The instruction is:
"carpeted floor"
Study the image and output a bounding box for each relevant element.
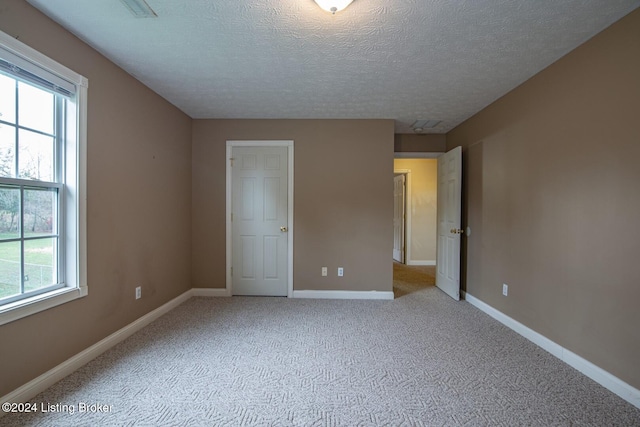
[393,262,435,298]
[2,275,639,426]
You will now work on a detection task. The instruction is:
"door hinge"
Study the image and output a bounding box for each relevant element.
[229,157,234,167]
[230,267,233,277]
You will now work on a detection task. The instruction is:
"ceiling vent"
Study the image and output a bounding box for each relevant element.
[411,120,441,133]
[120,0,157,18]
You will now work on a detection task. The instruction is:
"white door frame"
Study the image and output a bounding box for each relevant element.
[393,169,412,263]
[226,140,294,297]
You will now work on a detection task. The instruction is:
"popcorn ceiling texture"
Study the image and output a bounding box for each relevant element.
[26,0,640,133]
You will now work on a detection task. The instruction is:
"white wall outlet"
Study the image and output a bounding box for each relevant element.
[321,267,327,277]
[502,283,508,296]
[135,286,142,300]
[338,267,344,277]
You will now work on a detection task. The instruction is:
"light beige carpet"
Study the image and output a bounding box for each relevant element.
[3,285,639,426]
[393,262,436,298]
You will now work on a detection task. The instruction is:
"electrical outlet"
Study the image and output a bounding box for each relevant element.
[502,283,508,296]
[321,267,327,277]
[135,286,142,300]
[338,267,344,277]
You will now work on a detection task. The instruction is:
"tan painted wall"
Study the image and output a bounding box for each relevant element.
[393,159,437,263]
[395,134,446,153]
[447,9,640,389]
[0,2,192,396]
[192,119,394,292]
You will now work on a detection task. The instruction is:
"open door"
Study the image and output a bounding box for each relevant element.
[393,174,405,263]
[436,146,462,300]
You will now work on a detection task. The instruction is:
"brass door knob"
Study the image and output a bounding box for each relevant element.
[280,226,288,232]
[450,228,464,234]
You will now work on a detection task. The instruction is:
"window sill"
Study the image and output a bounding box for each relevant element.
[0,286,88,326]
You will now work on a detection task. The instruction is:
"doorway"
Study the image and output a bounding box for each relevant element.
[393,158,438,266]
[393,149,463,301]
[393,155,440,296]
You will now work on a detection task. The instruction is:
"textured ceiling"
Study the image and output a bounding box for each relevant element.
[25,0,640,133]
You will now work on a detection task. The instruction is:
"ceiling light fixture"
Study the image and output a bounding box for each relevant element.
[314,0,354,14]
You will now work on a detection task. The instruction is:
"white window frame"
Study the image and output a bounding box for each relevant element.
[0,30,87,325]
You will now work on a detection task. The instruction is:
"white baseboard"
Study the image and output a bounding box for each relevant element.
[463,292,640,409]
[192,287,231,297]
[0,290,193,410]
[18,288,635,414]
[293,290,394,300]
[407,260,436,266]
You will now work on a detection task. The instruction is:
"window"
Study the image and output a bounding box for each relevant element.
[0,30,87,325]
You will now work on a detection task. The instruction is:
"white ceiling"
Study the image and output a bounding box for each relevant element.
[27,0,640,133]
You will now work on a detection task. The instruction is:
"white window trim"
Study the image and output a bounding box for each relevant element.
[0,30,87,326]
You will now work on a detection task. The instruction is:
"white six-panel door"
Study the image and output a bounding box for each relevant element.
[393,174,405,263]
[231,146,288,296]
[436,146,462,300]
